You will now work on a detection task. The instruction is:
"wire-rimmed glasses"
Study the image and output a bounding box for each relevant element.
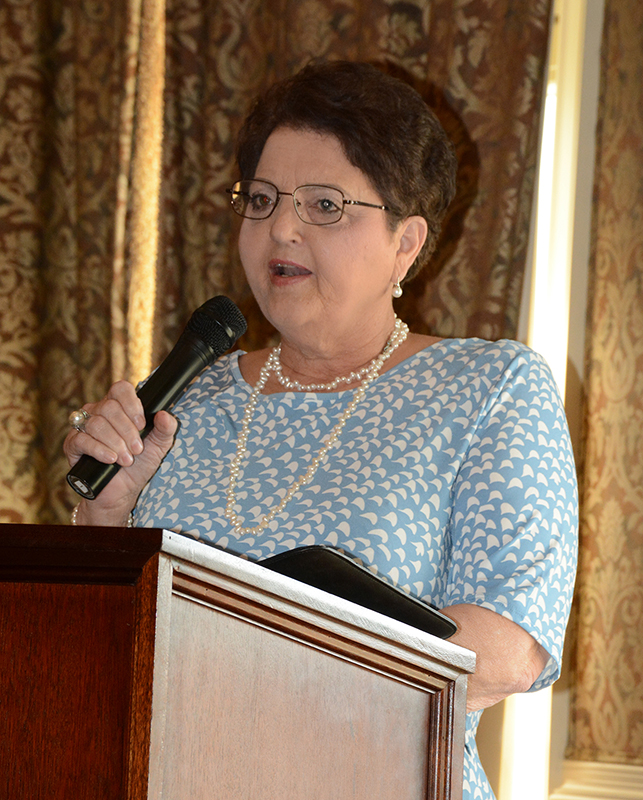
[226,179,390,225]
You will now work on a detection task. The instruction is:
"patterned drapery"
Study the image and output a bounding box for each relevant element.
[1,1,134,523]
[0,0,165,523]
[0,0,552,523]
[568,0,643,765]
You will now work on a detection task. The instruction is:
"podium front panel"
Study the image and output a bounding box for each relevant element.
[162,591,432,799]
[147,537,475,800]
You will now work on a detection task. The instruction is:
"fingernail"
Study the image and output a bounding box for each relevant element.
[135,415,146,430]
[131,438,143,455]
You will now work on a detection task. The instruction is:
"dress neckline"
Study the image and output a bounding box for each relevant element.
[228,338,459,398]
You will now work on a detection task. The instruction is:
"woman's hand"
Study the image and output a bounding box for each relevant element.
[64,380,178,526]
[441,604,550,713]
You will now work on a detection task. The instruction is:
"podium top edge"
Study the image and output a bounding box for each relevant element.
[161,530,476,674]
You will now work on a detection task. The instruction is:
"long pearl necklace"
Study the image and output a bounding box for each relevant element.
[224,317,409,536]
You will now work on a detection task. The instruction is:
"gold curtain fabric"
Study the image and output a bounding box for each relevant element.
[568,0,643,765]
[1,0,129,523]
[0,0,162,523]
[0,0,552,523]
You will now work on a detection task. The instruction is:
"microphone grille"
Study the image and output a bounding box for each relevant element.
[186,296,248,353]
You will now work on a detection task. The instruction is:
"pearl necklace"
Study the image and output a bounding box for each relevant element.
[224,318,409,536]
[272,318,405,391]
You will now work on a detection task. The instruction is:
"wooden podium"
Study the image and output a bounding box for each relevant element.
[0,524,475,800]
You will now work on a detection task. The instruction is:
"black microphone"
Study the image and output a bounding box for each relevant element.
[67,295,247,500]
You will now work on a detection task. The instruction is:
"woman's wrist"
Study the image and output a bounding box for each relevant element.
[71,500,134,528]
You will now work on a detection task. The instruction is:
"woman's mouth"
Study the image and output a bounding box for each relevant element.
[269,260,312,280]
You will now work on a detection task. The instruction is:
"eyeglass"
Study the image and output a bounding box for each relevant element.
[226,179,390,226]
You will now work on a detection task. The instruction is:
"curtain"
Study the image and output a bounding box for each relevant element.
[1,0,127,524]
[0,0,162,523]
[567,0,643,766]
[0,0,552,523]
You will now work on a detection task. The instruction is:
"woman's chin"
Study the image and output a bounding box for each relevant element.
[261,303,331,345]
[268,271,312,289]
[254,283,315,322]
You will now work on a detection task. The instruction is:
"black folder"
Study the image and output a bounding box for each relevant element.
[261,545,456,639]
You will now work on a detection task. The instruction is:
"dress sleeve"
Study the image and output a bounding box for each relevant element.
[446,345,578,690]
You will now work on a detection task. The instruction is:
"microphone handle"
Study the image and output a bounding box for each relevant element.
[67,455,122,501]
[67,332,214,500]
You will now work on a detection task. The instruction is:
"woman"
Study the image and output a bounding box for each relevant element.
[64,61,578,799]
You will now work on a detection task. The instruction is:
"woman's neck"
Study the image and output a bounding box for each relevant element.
[238,331,441,396]
[277,337,388,386]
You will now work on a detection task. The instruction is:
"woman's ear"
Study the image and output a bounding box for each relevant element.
[394,216,428,280]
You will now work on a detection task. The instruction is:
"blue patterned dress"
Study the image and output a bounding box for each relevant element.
[134,337,578,799]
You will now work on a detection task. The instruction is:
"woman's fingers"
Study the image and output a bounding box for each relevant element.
[65,429,118,466]
[81,403,143,465]
[65,387,179,525]
[122,411,178,476]
[65,414,137,468]
[65,389,179,482]
[64,381,145,467]
[103,380,146,428]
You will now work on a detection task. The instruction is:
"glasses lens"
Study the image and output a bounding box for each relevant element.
[230,180,278,219]
[294,185,344,224]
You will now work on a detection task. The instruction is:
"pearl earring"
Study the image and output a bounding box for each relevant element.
[392,280,403,298]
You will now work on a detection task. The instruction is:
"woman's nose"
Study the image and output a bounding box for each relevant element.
[269,195,304,242]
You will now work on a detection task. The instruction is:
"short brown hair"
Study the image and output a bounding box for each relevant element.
[236,60,457,279]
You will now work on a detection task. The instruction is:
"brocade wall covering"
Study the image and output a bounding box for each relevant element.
[568,0,643,766]
[0,0,552,524]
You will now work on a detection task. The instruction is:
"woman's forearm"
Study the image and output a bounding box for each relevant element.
[441,603,550,712]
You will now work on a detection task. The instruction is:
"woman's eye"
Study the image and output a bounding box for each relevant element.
[315,197,341,214]
[250,192,273,210]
